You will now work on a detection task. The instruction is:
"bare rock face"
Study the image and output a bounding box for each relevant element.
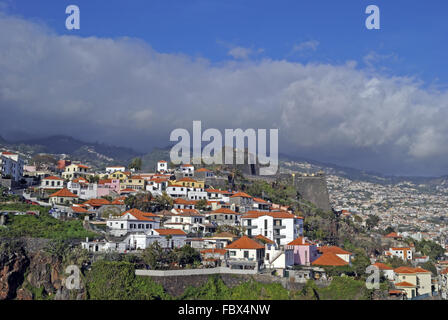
[0,248,29,300]
[0,239,86,300]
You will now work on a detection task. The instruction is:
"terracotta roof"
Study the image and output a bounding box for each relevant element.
[212,232,238,238]
[395,281,416,287]
[319,246,352,255]
[441,268,448,275]
[312,252,349,266]
[225,236,265,250]
[211,208,239,215]
[154,229,187,236]
[43,176,64,181]
[83,198,111,207]
[230,192,252,198]
[205,189,232,194]
[174,198,197,205]
[122,208,158,221]
[393,266,430,274]
[385,232,401,238]
[181,164,193,167]
[201,248,226,255]
[178,177,198,182]
[243,210,296,219]
[196,168,211,172]
[71,206,88,213]
[255,234,275,244]
[158,160,167,163]
[49,188,78,198]
[288,237,313,246]
[252,197,268,204]
[173,208,201,216]
[73,177,89,183]
[99,179,112,184]
[391,247,411,251]
[373,262,393,270]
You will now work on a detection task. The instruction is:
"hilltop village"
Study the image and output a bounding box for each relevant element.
[1,150,448,300]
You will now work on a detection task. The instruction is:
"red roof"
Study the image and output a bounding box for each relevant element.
[83,198,111,207]
[211,208,239,215]
[43,176,64,181]
[312,253,349,266]
[319,246,352,255]
[122,208,158,221]
[201,248,226,255]
[243,210,296,219]
[174,198,197,205]
[394,266,430,274]
[373,262,393,270]
[196,168,211,172]
[255,234,275,244]
[154,229,187,236]
[225,236,264,250]
[288,237,314,246]
[395,281,416,287]
[385,232,401,238]
[49,188,78,198]
[71,206,88,213]
[230,192,252,198]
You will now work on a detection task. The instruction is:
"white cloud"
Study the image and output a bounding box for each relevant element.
[292,40,320,53]
[1,14,448,175]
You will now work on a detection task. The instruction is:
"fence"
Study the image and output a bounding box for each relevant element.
[135,267,258,277]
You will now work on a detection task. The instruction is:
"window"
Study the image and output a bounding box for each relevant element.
[244,251,249,259]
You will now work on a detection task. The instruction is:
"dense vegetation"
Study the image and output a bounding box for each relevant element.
[0,204,97,240]
[86,261,170,300]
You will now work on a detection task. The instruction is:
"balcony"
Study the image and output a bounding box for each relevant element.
[245,224,258,229]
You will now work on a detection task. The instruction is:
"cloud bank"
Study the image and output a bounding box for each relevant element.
[1,13,448,176]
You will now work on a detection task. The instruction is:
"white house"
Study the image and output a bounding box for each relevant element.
[157,160,168,173]
[225,236,265,271]
[107,208,160,237]
[163,210,205,234]
[373,262,395,281]
[0,151,24,182]
[180,164,194,176]
[385,247,414,261]
[40,176,65,190]
[106,166,126,174]
[146,177,168,196]
[149,229,188,249]
[166,184,188,198]
[241,211,303,246]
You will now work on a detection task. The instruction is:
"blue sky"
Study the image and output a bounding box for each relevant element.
[1,1,448,176]
[4,0,448,85]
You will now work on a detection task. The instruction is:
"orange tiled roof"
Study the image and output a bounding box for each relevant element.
[252,197,268,204]
[174,198,197,205]
[178,177,198,182]
[201,248,226,255]
[225,236,264,250]
[43,176,64,181]
[395,281,416,287]
[49,188,78,198]
[373,262,393,270]
[230,192,252,198]
[71,206,88,213]
[441,268,448,275]
[255,234,275,244]
[211,208,239,215]
[73,177,89,183]
[394,266,430,274]
[154,229,187,236]
[385,232,401,238]
[288,237,314,246]
[122,208,158,221]
[319,246,352,255]
[83,198,111,207]
[312,252,348,266]
[196,168,211,172]
[243,210,296,219]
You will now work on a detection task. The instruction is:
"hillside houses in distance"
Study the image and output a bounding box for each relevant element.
[5,153,448,300]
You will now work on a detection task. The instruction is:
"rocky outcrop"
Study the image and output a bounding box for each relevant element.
[0,246,29,300]
[0,239,86,300]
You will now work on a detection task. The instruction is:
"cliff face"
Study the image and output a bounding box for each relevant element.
[0,246,29,300]
[293,175,331,212]
[0,239,85,300]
